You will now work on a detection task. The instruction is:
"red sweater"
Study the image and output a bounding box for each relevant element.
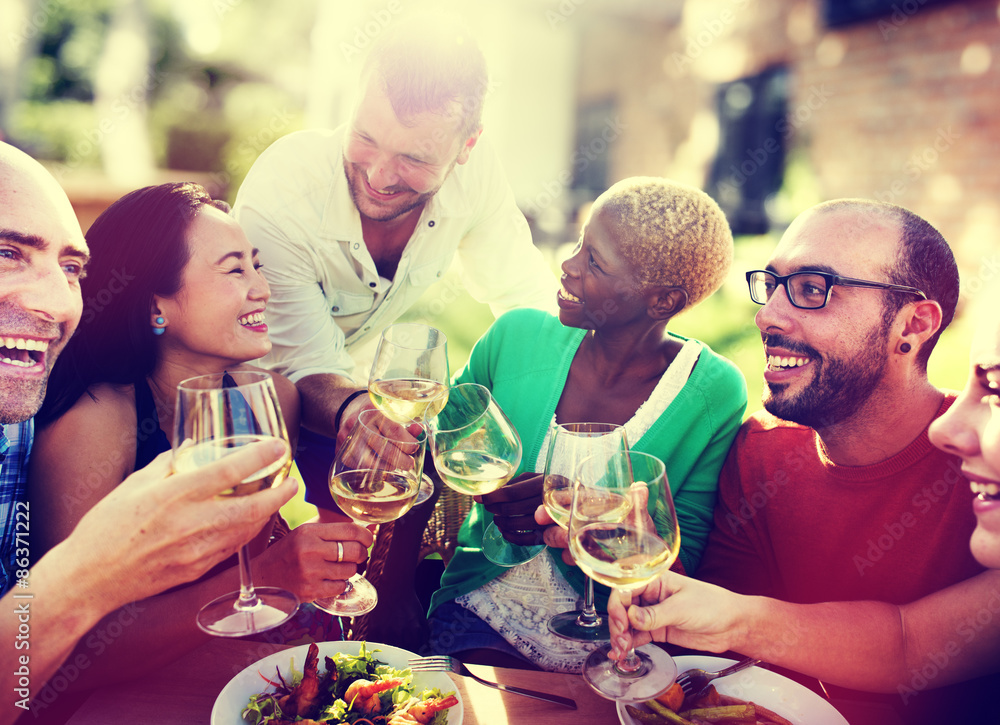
[697,395,997,724]
[699,395,983,604]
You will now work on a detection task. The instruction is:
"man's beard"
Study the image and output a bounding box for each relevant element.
[762,322,890,430]
[0,378,47,424]
[344,161,439,223]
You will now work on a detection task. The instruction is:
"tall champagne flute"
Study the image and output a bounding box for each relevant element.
[173,371,298,637]
[313,408,426,617]
[543,422,628,641]
[428,383,530,566]
[368,322,448,504]
[570,450,680,702]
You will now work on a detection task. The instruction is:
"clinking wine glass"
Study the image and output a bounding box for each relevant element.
[313,408,426,617]
[543,422,628,641]
[368,322,449,504]
[428,383,533,566]
[173,371,297,637]
[570,450,681,702]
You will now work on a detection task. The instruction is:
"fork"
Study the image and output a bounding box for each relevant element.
[408,655,577,710]
[675,657,762,698]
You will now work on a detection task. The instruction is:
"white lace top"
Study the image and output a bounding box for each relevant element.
[455,339,701,671]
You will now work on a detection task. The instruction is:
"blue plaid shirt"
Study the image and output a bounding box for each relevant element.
[0,420,32,596]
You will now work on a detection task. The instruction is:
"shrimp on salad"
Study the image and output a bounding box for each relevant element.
[242,643,458,725]
[388,694,460,725]
[344,676,405,714]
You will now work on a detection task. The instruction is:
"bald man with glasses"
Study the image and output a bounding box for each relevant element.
[602,200,999,724]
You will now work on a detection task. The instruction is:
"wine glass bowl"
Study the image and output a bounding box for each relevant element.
[571,450,680,702]
[314,408,426,617]
[429,383,520,497]
[429,383,535,566]
[173,371,298,637]
[368,323,449,424]
[543,422,628,641]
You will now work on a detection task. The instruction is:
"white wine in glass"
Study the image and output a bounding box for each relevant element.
[368,323,449,423]
[543,422,629,641]
[314,408,425,617]
[368,323,448,506]
[174,371,298,637]
[429,383,534,566]
[571,450,680,702]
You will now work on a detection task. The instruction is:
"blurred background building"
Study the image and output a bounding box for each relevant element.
[1,0,996,390]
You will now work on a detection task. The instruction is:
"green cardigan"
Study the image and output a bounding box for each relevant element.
[429,308,747,613]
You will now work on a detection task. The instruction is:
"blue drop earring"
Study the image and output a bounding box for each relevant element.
[152,316,166,336]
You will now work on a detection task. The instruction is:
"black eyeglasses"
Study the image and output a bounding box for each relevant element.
[746,270,927,310]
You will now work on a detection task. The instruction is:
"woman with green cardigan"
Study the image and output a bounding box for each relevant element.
[428,177,747,672]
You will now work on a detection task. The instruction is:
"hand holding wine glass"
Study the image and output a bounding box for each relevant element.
[543,422,628,641]
[313,408,426,617]
[570,450,681,702]
[173,371,298,637]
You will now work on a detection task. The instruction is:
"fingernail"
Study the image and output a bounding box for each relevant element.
[270,439,287,454]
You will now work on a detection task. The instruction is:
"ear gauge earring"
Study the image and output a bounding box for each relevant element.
[152,316,166,336]
[900,342,912,354]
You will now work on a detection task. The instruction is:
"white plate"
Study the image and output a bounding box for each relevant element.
[616,656,848,725]
[212,641,463,725]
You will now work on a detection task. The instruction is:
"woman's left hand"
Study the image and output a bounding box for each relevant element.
[477,472,546,546]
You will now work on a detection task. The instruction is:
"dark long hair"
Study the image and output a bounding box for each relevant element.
[36,182,228,428]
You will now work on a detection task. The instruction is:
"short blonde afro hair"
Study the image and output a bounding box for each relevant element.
[594,176,733,309]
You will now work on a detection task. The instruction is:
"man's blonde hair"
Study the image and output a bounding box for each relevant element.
[595,177,733,309]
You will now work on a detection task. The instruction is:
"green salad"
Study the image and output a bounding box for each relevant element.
[242,642,457,725]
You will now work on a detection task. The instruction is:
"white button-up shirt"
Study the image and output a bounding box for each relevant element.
[234,126,558,382]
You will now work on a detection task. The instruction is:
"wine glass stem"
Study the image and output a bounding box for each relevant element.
[235,545,260,611]
[576,576,602,628]
[615,641,645,677]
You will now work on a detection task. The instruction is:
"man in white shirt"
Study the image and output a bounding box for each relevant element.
[233,17,558,510]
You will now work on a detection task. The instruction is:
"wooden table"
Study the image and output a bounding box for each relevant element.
[63,639,620,725]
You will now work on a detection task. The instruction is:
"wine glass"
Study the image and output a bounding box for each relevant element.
[570,450,680,702]
[173,371,298,637]
[428,383,528,566]
[313,408,426,617]
[368,322,449,504]
[543,422,628,641]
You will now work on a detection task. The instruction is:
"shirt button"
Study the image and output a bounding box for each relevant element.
[331,306,340,312]
[353,243,360,249]
[436,271,442,277]
[369,282,377,288]
[428,220,435,227]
